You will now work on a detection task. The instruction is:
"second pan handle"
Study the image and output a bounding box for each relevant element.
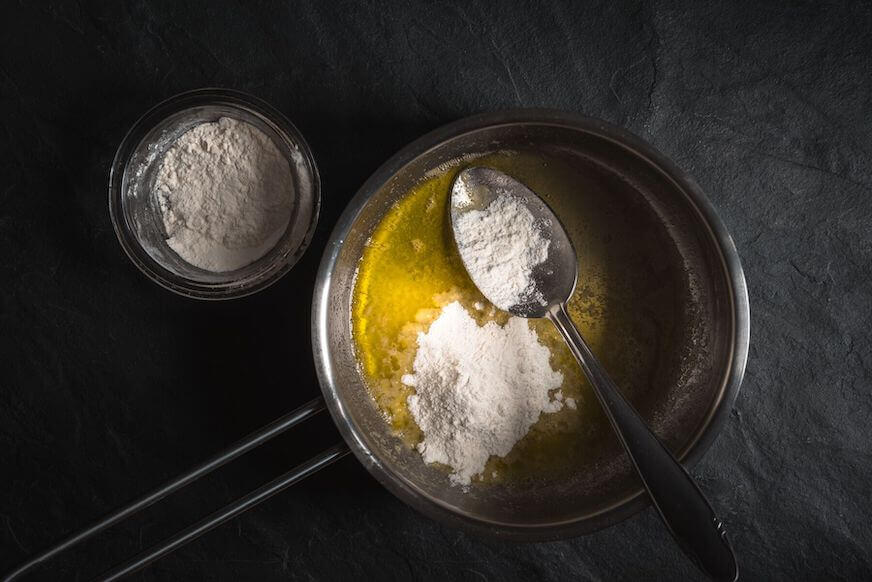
[3,397,349,582]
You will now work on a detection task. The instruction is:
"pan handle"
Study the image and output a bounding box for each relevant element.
[3,397,350,582]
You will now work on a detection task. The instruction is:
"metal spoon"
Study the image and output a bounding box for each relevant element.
[450,167,738,582]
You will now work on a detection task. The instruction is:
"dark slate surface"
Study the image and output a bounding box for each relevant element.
[1,1,870,580]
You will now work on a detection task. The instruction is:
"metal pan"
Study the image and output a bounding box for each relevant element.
[4,110,749,580]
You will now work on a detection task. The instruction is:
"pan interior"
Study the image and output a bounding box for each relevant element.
[321,123,732,532]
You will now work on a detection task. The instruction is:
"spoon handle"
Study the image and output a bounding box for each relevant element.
[548,304,738,582]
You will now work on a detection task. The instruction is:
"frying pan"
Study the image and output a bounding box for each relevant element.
[4,110,749,580]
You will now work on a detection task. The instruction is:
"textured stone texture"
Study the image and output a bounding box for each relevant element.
[1,1,870,580]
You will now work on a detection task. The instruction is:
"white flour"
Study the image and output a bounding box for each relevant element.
[402,301,565,486]
[155,117,294,272]
[453,185,550,310]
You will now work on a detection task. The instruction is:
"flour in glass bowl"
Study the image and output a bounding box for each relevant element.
[155,117,295,272]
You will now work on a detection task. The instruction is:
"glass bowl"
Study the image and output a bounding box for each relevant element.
[109,88,320,300]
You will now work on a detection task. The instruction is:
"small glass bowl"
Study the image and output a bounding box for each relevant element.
[109,88,321,300]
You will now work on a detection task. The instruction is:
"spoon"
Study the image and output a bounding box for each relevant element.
[450,167,738,582]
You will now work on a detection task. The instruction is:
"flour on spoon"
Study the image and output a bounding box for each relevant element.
[452,176,551,310]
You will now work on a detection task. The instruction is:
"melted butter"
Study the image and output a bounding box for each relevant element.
[352,150,682,483]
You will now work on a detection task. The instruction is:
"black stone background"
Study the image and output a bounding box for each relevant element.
[1,1,870,580]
